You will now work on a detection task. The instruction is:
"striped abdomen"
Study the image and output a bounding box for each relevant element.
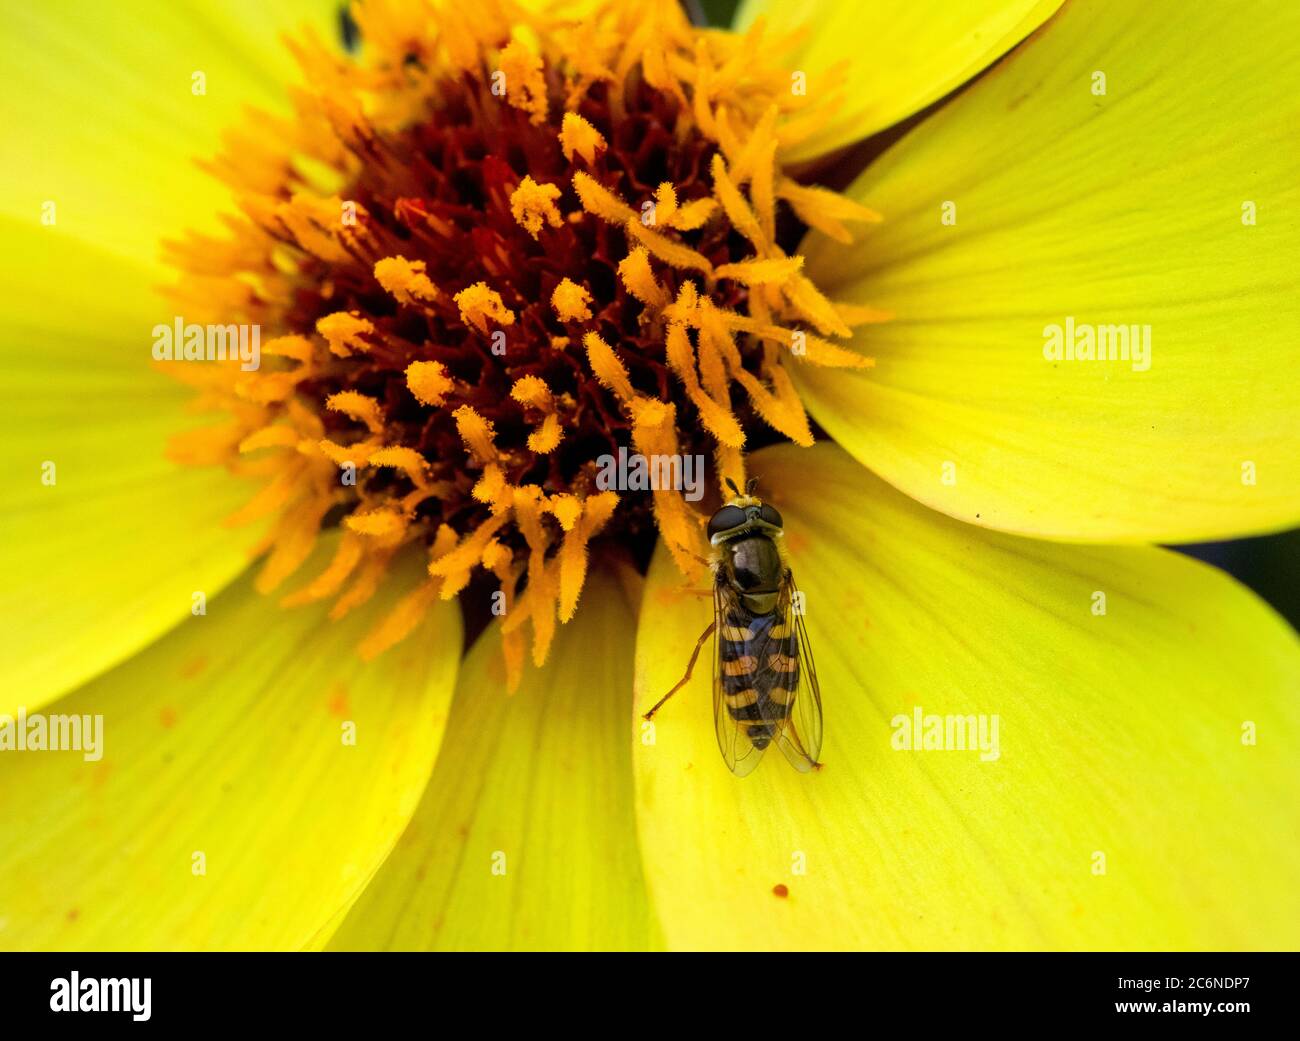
[719,609,799,748]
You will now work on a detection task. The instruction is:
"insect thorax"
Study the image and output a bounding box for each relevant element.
[721,533,783,614]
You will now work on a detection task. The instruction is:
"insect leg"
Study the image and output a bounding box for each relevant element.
[642,620,716,720]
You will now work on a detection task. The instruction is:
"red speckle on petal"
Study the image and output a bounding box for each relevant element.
[327,684,351,718]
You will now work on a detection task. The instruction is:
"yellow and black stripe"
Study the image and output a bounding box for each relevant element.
[719,609,800,749]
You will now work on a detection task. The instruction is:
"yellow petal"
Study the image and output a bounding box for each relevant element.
[800,0,1300,541]
[634,443,1300,949]
[0,541,460,950]
[0,0,338,270]
[0,226,261,714]
[734,0,1063,163]
[329,566,661,951]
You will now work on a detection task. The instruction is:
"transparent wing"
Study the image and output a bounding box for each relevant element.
[762,570,823,772]
[712,578,768,777]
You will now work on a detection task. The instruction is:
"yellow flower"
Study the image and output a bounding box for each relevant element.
[1,0,1298,951]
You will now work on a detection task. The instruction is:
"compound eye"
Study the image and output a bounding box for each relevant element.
[707,505,747,538]
[759,503,784,528]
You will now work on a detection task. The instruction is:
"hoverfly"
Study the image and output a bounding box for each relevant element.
[644,478,823,775]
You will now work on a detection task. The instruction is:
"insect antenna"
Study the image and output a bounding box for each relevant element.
[725,477,741,496]
[746,477,759,495]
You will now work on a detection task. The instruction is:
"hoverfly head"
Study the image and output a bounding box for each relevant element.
[708,478,784,543]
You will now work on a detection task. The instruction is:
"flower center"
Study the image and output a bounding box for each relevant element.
[162,2,883,684]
